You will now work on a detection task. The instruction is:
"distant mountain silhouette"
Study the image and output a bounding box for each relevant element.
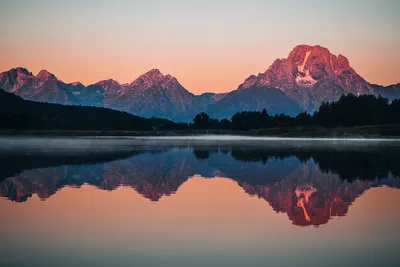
[371,83,400,101]
[208,86,302,118]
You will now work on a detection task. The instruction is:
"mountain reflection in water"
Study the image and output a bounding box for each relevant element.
[1,138,399,227]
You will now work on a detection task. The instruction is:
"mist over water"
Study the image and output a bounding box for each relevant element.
[0,137,399,267]
[133,135,400,141]
[1,135,400,153]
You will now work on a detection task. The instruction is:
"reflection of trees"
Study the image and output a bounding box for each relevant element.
[227,148,400,182]
[193,149,210,160]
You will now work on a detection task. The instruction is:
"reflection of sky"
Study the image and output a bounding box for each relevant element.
[1,0,399,93]
[0,177,399,267]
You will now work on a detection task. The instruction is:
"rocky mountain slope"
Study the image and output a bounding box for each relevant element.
[234,44,377,111]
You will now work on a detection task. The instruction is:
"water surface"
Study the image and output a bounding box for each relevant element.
[1,137,399,267]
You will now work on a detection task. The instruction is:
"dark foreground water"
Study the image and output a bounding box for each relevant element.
[0,136,399,267]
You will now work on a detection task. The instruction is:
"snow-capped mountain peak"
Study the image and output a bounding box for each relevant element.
[237,44,374,111]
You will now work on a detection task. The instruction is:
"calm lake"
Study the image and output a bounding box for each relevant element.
[1,136,399,267]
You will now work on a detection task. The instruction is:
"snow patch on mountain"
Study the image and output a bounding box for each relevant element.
[297,50,311,73]
[296,70,317,87]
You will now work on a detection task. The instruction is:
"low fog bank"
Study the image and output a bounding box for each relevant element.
[1,135,400,154]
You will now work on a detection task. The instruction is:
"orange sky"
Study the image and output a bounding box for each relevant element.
[1,1,399,94]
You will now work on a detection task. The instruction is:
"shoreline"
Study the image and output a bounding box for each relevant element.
[1,125,400,139]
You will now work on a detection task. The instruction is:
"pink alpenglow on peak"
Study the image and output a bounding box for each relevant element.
[14,67,33,76]
[95,79,121,89]
[129,69,178,90]
[36,69,56,79]
[70,81,85,87]
[237,44,374,111]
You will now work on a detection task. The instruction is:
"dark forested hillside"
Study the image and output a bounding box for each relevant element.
[0,90,187,130]
[2,89,400,135]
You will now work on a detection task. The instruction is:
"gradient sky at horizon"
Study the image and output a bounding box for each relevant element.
[1,0,399,94]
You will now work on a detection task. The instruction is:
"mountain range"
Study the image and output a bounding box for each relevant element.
[1,44,399,122]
